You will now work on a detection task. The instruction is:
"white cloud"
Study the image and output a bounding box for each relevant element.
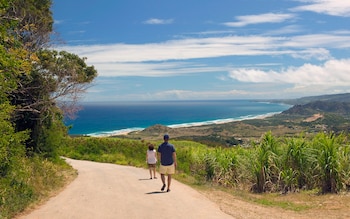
[143,18,174,25]
[229,69,277,83]
[229,59,350,86]
[54,19,64,25]
[68,30,86,35]
[264,25,303,36]
[292,0,350,17]
[53,31,350,82]
[84,58,350,101]
[283,34,350,48]
[90,62,229,77]
[223,13,295,27]
[290,48,330,61]
[151,89,252,100]
[57,32,350,65]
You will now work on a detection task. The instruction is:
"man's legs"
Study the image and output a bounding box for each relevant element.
[161,173,166,191]
[160,165,174,192]
[167,174,172,192]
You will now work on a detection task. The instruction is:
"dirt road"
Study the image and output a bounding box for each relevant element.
[18,158,233,219]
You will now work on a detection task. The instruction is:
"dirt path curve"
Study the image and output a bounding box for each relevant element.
[19,158,233,219]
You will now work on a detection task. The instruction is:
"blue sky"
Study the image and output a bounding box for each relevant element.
[52,0,350,102]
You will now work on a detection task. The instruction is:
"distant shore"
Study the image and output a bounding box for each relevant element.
[66,100,291,137]
[70,110,282,138]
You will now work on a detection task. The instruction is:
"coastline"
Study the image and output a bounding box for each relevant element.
[82,110,282,138]
[66,100,293,138]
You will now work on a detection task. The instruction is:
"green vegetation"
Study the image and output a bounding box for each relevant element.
[268,93,350,105]
[1,0,350,217]
[0,156,76,218]
[60,137,148,167]
[1,1,95,218]
[55,131,350,213]
[60,132,350,196]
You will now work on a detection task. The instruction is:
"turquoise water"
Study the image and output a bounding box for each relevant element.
[64,100,291,136]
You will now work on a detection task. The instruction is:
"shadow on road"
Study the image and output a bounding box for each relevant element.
[145,191,165,195]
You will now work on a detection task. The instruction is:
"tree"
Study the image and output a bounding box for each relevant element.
[36,49,97,118]
[5,0,53,51]
[1,0,97,157]
[0,0,29,175]
[10,49,97,155]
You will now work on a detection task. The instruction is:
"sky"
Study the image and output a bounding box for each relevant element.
[52,0,350,102]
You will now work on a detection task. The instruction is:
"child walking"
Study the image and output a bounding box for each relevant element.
[146,144,157,179]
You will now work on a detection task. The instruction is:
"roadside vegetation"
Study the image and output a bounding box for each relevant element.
[1,0,95,218]
[61,132,350,194]
[1,0,350,218]
[59,131,350,213]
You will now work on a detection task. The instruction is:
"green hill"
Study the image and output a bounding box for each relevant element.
[282,100,350,117]
[270,92,350,105]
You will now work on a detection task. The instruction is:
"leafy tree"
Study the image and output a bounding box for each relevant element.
[4,0,53,51]
[9,49,97,155]
[1,0,97,157]
[0,0,29,176]
[0,0,96,216]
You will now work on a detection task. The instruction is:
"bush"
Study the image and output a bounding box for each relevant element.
[59,132,350,195]
[0,156,74,219]
[60,137,149,167]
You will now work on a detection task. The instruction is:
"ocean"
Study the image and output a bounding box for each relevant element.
[64,100,291,137]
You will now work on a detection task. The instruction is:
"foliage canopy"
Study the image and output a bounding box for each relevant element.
[1,0,97,156]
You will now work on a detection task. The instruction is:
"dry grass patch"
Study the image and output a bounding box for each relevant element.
[196,185,350,219]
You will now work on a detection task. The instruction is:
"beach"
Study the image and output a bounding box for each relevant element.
[66,100,290,137]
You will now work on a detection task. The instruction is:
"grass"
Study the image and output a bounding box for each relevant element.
[58,134,350,213]
[251,194,311,211]
[12,130,350,218]
[183,181,313,213]
[1,156,77,219]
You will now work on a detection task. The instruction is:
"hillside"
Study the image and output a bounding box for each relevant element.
[121,93,350,146]
[283,100,350,116]
[270,92,350,105]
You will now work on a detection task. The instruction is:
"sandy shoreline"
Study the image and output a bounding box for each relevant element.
[81,111,281,138]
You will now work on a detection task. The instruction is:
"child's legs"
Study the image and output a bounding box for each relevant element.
[152,167,156,177]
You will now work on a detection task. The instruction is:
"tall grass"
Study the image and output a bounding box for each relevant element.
[249,132,281,192]
[281,136,315,192]
[59,132,350,194]
[60,137,148,167]
[338,142,350,189]
[192,147,238,186]
[0,156,74,219]
[312,133,343,193]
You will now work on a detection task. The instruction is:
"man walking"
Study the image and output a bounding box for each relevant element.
[158,134,177,192]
